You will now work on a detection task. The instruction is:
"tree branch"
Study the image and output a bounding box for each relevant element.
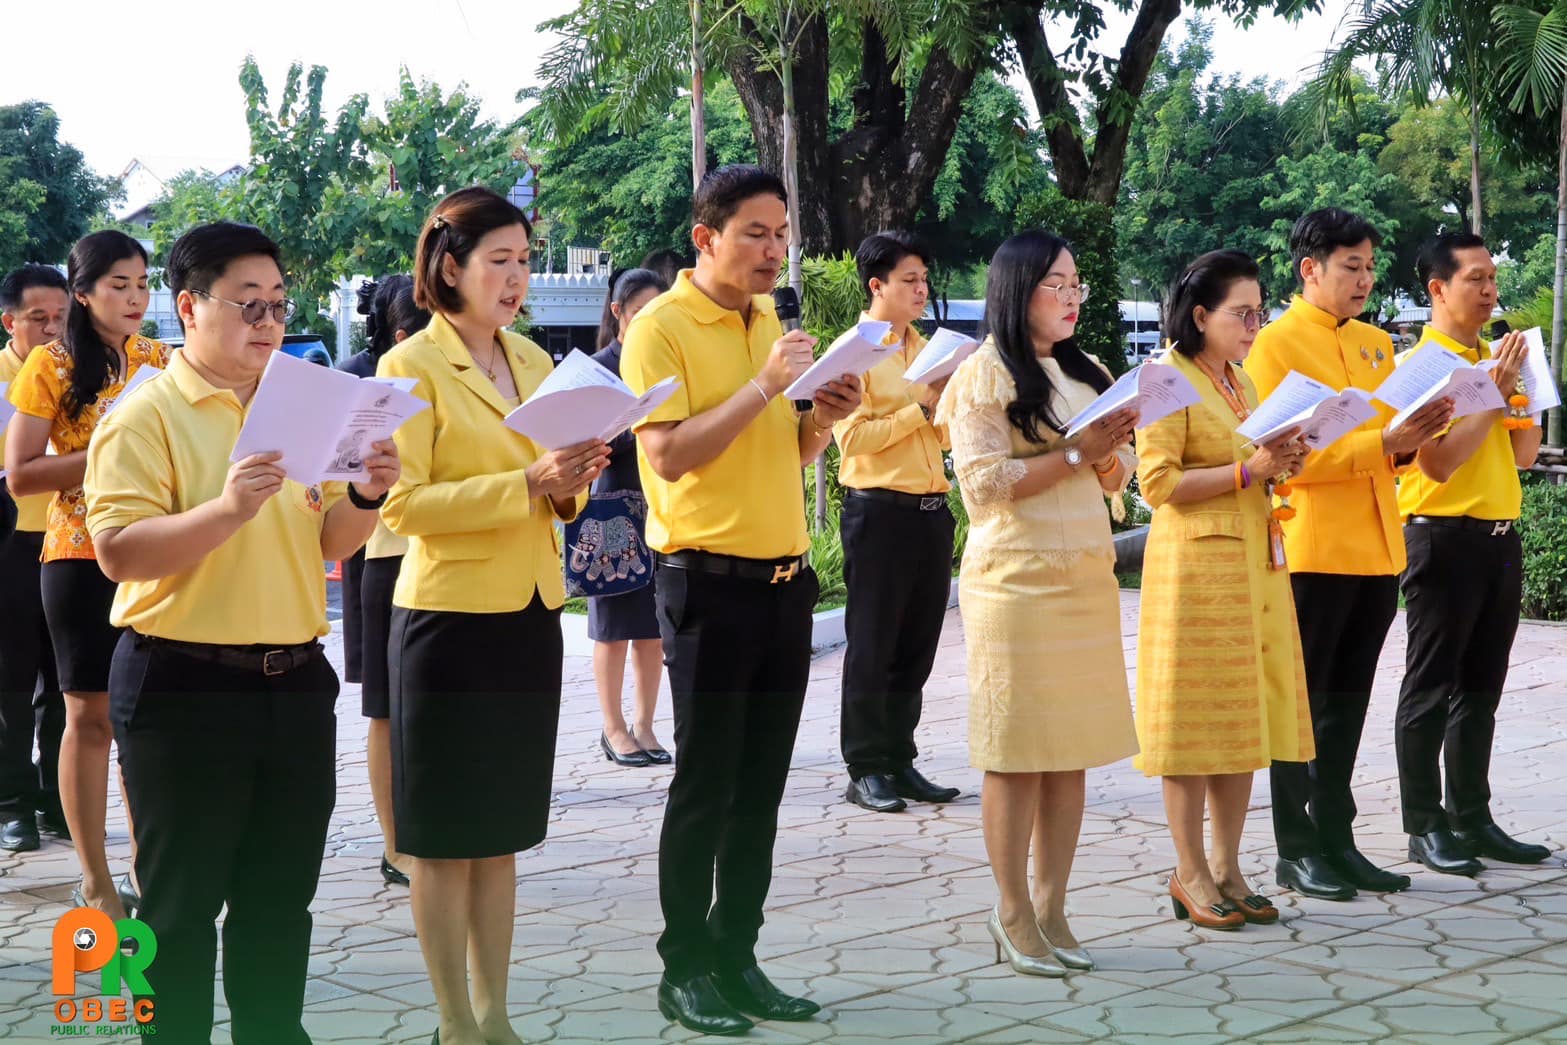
[1084,0,1183,205]
[1004,1,1090,197]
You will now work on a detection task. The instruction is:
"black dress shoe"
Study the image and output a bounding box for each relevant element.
[845,774,906,813]
[1275,856,1356,900]
[630,726,672,765]
[1452,823,1552,865]
[657,974,753,1036]
[116,874,141,919]
[37,808,69,839]
[380,854,411,886]
[889,767,960,804]
[713,965,821,1021]
[1324,847,1412,893]
[600,732,652,767]
[0,817,40,853]
[1408,828,1483,876]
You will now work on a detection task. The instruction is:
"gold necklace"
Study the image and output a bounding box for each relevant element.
[476,341,501,380]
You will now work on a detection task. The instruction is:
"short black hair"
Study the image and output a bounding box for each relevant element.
[855,231,933,303]
[1290,208,1382,286]
[692,165,787,233]
[1164,250,1262,358]
[1416,230,1489,287]
[0,264,68,312]
[166,222,284,333]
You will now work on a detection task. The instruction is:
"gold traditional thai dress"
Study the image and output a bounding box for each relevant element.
[1132,350,1313,776]
[939,339,1139,773]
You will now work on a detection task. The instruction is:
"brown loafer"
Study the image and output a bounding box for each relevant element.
[1169,874,1245,930]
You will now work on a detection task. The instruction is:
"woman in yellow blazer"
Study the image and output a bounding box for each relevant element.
[1134,251,1314,930]
[378,188,607,1045]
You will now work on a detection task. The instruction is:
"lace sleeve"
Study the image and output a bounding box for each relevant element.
[939,353,1028,506]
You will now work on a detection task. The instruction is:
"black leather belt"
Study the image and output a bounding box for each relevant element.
[845,487,949,512]
[140,634,322,676]
[1406,515,1516,537]
[655,550,810,584]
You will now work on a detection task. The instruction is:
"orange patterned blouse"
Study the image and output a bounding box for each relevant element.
[6,335,171,562]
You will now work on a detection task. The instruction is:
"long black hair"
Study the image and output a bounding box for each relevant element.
[1164,250,1262,358]
[978,229,1111,444]
[62,231,147,420]
[597,267,670,350]
[357,274,431,358]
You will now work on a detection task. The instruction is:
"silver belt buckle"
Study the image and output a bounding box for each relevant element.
[919,495,944,512]
[263,650,289,676]
[1492,520,1512,536]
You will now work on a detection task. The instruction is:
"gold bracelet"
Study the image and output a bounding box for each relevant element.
[1092,456,1119,476]
[808,408,829,437]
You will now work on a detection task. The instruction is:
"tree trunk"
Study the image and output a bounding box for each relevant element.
[1551,77,1567,445]
[690,0,706,189]
[1469,100,1484,235]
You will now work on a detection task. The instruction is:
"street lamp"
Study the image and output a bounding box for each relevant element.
[1129,277,1144,360]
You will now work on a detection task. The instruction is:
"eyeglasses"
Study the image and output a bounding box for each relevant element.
[1212,307,1270,330]
[192,290,297,326]
[1038,282,1090,305]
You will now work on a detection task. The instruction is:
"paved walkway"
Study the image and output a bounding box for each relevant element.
[3,594,1567,1043]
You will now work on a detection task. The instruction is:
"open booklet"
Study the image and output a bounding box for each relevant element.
[0,382,14,431]
[1518,328,1563,415]
[1235,371,1378,451]
[100,364,163,419]
[1063,361,1201,438]
[785,319,900,400]
[230,350,428,485]
[901,328,980,386]
[1373,341,1505,431]
[502,349,680,451]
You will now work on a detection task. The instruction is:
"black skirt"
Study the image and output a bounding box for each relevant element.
[586,575,659,642]
[358,555,402,719]
[41,559,121,693]
[389,595,562,858]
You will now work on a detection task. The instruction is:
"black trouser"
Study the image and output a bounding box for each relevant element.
[1396,521,1522,835]
[654,561,817,984]
[1270,572,1398,859]
[339,548,366,683]
[0,529,64,821]
[111,631,338,1045]
[839,491,953,779]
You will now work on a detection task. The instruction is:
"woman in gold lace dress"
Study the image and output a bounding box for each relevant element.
[939,229,1138,977]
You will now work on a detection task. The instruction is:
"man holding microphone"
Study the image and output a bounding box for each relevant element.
[622,165,861,1036]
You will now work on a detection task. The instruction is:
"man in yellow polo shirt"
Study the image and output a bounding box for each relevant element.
[1396,231,1550,875]
[84,222,399,1042]
[1248,209,1453,901]
[0,264,69,852]
[834,231,960,814]
[623,165,862,1036]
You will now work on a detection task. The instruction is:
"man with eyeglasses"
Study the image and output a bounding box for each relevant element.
[1245,209,1454,901]
[0,264,70,853]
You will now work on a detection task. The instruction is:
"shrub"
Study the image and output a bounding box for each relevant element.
[1521,480,1567,622]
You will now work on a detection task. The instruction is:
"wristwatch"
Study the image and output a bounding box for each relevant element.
[1063,447,1084,471]
[918,403,933,422]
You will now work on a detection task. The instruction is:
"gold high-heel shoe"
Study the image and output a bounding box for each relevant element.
[986,907,1067,977]
[1038,924,1094,971]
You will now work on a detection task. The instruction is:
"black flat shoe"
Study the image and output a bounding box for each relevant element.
[600,732,652,768]
[37,807,70,840]
[1452,823,1552,865]
[0,817,40,853]
[1275,856,1356,901]
[712,964,821,1022]
[1324,847,1412,893]
[630,726,672,765]
[889,767,960,803]
[657,974,752,1036]
[1409,828,1483,876]
[380,854,411,886]
[845,774,905,813]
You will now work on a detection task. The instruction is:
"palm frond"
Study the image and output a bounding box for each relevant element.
[1493,3,1567,115]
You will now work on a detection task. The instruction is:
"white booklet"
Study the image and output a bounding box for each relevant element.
[503,349,680,450]
[100,364,163,418]
[230,350,428,485]
[0,381,14,431]
[1374,342,1505,431]
[1064,361,1201,438]
[902,328,980,386]
[1235,370,1378,451]
[785,319,899,400]
[1519,328,1563,414]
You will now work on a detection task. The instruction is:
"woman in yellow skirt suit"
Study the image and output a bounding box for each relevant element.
[1134,250,1314,930]
[941,230,1139,976]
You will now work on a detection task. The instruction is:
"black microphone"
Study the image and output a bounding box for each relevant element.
[773,286,813,412]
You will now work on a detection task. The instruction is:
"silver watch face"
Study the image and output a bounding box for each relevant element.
[1065,447,1083,467]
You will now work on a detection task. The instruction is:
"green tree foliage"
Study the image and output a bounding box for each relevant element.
[0,102,118,270]
[1016,189,1125,377]
[1501,231,1559,310]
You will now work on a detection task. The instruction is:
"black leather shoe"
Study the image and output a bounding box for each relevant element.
[1275,856,1356,900]
[600,732,652,768]
[1452,823,1552,865]
[845,774,905,813]
[380,854,411,886]
[889,767,960,804]
[1324,847,1412,893]
[713,965,821,1022]
[657,974,753,1036]
[37,808,69,839]
[116,874,141,919]
[1408,828,1483,876]
[0,817,40,853]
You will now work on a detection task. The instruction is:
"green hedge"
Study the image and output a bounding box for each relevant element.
[1522,480,1567,622]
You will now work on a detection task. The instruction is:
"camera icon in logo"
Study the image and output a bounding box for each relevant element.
[73,927,98,951]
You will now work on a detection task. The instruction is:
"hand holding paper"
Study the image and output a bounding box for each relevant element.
[1065,362,1201,438]
[503,350,681,450]
[1235,371,1377,452]
[1377,343,1504,432]
[784,320,899,400]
